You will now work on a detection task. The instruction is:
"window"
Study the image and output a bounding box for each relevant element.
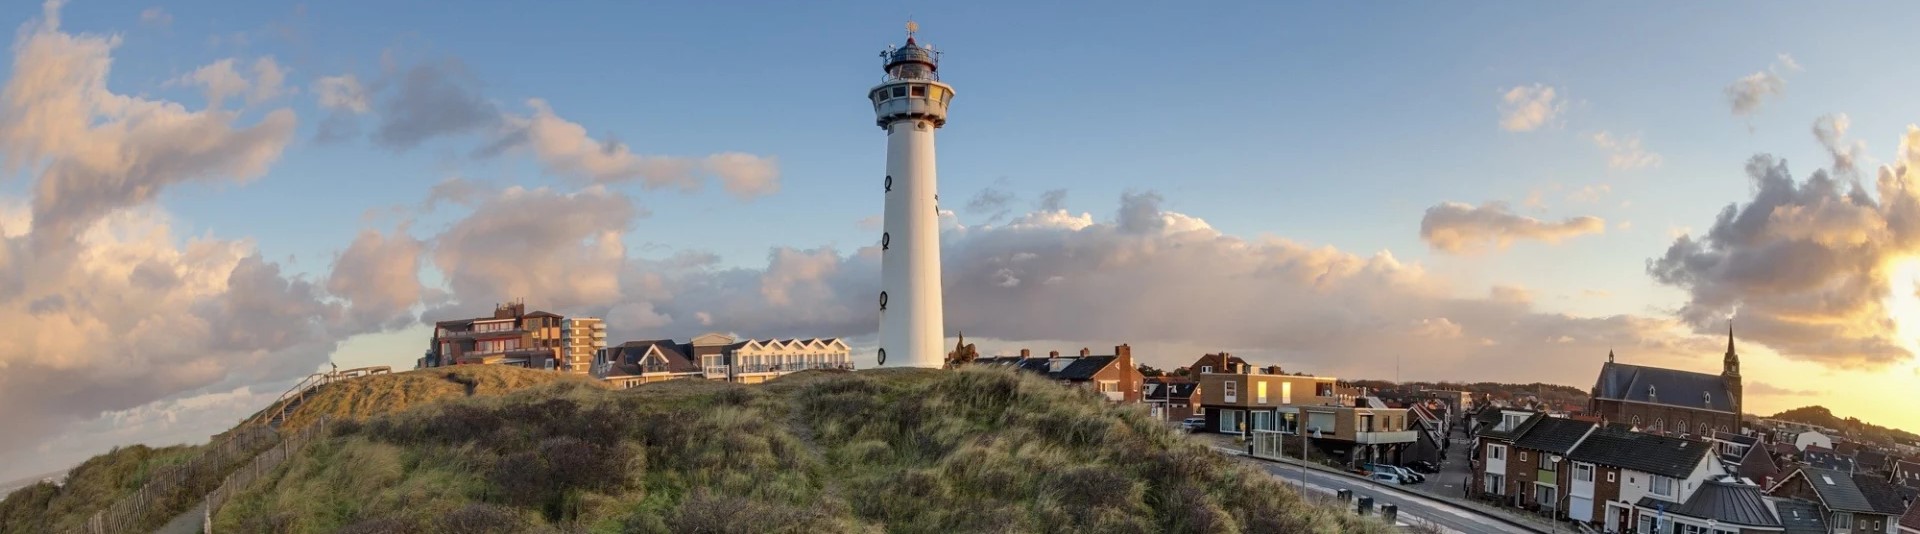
[1831,512,1851,530]
[1649,475,1674,497]
[1485,473,1506,495]
[1224,380,1238,402]
[892,86,906,98]
[1257,382,1268,404]
[1519,451,1529,462]
[911,85,926,97]
[1633,415,1643,426]
[1221,410,1242,434]
[1574,463,1594,482]
[1097,381,1118,393]
[1535,485,1556,508]
[1281,382,1293,404]
[1607,472,1616,483]
[1655,418,1665,431]
[1315,383,1335,397]
[1201,365,1212,374]
[1488,444,1506,461]
[1699,423,1709,436]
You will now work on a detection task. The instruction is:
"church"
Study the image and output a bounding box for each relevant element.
[1587,326,1744,437]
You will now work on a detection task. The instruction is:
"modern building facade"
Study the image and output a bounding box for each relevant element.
[870,23,955,369]
[560,317,607,374]
[1588,327,1744,437]
[592,333,854,388]
[423,301,565,369]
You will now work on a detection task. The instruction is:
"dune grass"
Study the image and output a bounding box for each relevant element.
[0,443,202,534]
[274,365,601,433]
[211,367,1388,533]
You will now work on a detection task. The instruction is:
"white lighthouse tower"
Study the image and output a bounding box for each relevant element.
[869,22,954,368]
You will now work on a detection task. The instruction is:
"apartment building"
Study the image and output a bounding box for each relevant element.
[592,332,854,387]
[1197,363,1415,467]
[560,317,606,374]
[423,301,565,369]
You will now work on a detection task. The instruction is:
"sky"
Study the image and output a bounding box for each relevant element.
[2,0,1919,481]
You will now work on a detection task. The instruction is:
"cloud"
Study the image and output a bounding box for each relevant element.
[327,227,425,332]
[483,99,781,199]
[966,187,1016,222]
[1567,184,1612,204]
[1725,54,1800,117]
[1745,381,1818,397]
[427,185,639,316]
[1647,123,1920,369]
[1419,201,1606,253]
[313,75,371,113]
[1813,114,1865,172]
[1498,84,1563,132]
[1591,131,1663,170]
[0,2,406,481]
[1037,189,1068,211]
[170,59,249,108]
[372,58,499,150]
[248,57,287,104]
[138,7,171,28]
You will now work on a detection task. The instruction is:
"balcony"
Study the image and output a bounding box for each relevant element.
[1102,391,1125,402]
[1537,469,1557,485]
[704,365,730,379]
[734,362,855,374]
[1352,430,1419,444]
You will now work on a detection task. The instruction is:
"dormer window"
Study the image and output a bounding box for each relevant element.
[1703,391,1711,407]
[1647,385,1657,403]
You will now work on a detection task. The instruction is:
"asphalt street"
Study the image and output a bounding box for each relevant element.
[1248,459,1540,533]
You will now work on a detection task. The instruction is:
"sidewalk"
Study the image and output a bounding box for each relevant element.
[1203,433,1563,534]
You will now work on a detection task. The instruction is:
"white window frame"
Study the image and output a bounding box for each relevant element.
[1488,444,1506,461]
[1224,380,1238,403]
[1485,473,1506,495]
[1831,511,1851,530]
[1520,451,1529,462]
[1607,471,1616,483]
[1649,475,1674,498]
[1574,462,1594,483]
[1201,365,1213,374]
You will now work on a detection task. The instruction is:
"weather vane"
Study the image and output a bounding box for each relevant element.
[906,20,918,38]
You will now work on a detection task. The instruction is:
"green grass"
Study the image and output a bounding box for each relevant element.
[208,368,1389,533]
[0,443,202,534]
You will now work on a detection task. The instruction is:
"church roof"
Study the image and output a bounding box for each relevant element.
[1591,362,1735,413]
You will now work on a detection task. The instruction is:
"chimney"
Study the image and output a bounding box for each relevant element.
[1115,344,1132,368]
[1049,350,1060,358]
[1080,347,1091,357]
[1020,348,1031,358]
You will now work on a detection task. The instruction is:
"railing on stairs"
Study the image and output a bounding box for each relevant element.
[202,417,331,534]
[242,366,389,429]
[81,426,277,534]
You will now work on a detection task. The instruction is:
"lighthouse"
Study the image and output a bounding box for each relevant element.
[869,22,954,368]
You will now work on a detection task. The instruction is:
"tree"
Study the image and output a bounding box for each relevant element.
[1137,364,1165,377]
[1172,366,1192,377]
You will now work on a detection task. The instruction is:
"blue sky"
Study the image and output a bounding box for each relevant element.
[4,1,1920,479]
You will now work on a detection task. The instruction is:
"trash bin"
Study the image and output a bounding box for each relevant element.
[1356,496,1374,516]
[1380,504,1398,523]
[1336,489,1352,503]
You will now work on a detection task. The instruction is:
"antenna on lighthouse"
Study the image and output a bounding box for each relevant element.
[906,20,919,38]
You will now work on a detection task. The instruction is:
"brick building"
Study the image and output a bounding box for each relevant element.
[423,301,566,369]
[1587,327,1743,437]
[971,345,1145,402]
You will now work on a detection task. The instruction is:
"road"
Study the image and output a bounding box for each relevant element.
[1229,450,1541,533]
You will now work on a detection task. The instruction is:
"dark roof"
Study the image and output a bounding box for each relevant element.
[1805,450,1857,473]
[1791,467,1878,514]
[1190,353,1249,373]
[1856,450,1889,470]
[1853,472,1912,516]
[1902,490,1920,532]
[1513,417,1597,455]
[969,355,1122,382]
[1715,431,1759,447]
[1477,410,1543,441]
[1591,362,1735,412]
[608,339,699,376]
[1143,381,1196,401]
[523,311,562,319]
[1894,460,1920,489]
[1568,427,1712,478]
[1637,481,1780,527]
[1769,498,1827,534]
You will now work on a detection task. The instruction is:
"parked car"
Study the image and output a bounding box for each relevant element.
[1408,461,1441,474]
[1367,472,1407,484]
[1180,416,1206,432]
[1366,463,1424,483]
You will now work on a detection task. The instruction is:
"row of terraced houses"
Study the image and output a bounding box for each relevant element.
[414,302,853,387]
[1465,329,1920,533]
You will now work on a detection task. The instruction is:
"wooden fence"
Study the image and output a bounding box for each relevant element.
[202,417,331,533]
[82,426,277,534]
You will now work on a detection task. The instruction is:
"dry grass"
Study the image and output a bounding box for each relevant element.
[208,367,1389,534]
[278,365,601,432]
[0,444,202,534]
